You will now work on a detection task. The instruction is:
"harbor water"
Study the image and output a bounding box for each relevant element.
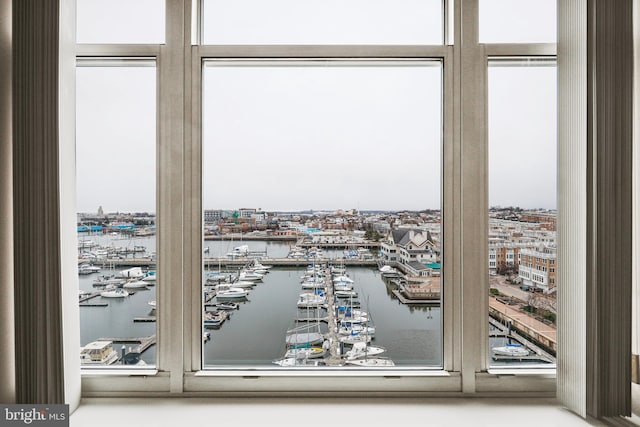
[79,234,550,368]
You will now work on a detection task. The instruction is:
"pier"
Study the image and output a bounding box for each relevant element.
[98,335,156,355]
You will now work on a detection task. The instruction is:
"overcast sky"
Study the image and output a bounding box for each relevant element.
[75,0,557,214]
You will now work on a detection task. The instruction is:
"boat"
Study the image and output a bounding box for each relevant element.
[285,325,325,347]
[345,357,395,367]
[203,331,211,342]
[339,332,372,345]
[248,259,272,270]
[237,270,263,281]
[100,288,129,298]
[226,244,249,258]
[492,343,530,358]
[123,280,148,289]
[301,280,326,290]
[345,342,386,360]
[148,300,156,309]
[203,310,229,327]
[208,302,238,311]
[333,275,354,284]
[118,266,145,279]
[334,283,354,292]
[338,324,375,337]
[379,265,401,277]
[92,275,126,287]
[78,263,101,275]
[216,287,249,300]
[142,271,156,282]
[272,357,325,367]
[297,292,327,308]
[335,289,358,298]
[80,340,119,365]
[284,346,327,360]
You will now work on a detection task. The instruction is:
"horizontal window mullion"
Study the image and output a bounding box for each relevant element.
[194,45,450,59]
[483,43,556,57]
[76,44,162,57]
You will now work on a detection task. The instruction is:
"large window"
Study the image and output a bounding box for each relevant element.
[74,0,558,395]
[201,61,443,368]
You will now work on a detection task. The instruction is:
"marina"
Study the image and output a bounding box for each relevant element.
[77,233,555,368]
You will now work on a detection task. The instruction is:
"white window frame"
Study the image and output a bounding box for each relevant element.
[76,0,557,396]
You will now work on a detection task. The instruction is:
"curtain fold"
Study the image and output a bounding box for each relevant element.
[12,0,65,404]
[558,0,633,418]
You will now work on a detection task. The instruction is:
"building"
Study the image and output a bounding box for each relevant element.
[518,245,557,294]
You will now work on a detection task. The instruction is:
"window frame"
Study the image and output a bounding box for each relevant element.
[76,0,558,396]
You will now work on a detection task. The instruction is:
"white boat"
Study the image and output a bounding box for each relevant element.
[148,300,156,309]
[216,287,249,300]
[142,271,156,282]
[93,275,125,287]
[492,343,530,358]
[284,346,327,360]
[118,267,145,279]
[334,284,353,292]
[78,263,101,275]
[237,271,263,281]
[100,288,129,298]
[226,281,256,289]
[123,280,148,289]
[338,324,375,337]
[272,357,325,367]
[333,275,354,284]
[335,289,358,298]
[285,324,325,347]
[297,292,327,308]
[203,331,211,341]
[346,357,395,367]
[339,333,372,345]
[203,310,229,327]
[285,332,325,347]
[345,342,386,360]
[80,341,119,365]
[226,244,249,258]
[301,278,325,289]
[379,265,401,277]
[249,259,272,270]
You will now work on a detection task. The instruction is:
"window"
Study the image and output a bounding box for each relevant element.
[76,0,166,44]
[487,59,557,368]
[201,61,443,368]
[76,60,158,369]
[74,1,557,395]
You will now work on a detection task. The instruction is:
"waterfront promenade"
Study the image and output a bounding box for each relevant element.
[489,297,557,354]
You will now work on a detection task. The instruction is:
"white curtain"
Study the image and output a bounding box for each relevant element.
[558,0,633,418]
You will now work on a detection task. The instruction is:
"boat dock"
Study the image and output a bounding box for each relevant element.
[391,289,440,305]
[98,335,156,354]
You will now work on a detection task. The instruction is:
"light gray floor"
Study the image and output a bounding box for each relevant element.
[71,397,607,427]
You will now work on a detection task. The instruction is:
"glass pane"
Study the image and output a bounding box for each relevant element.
[77,0,165,44]
[202,62,442,368]
[76,63,157,368]
[488,60,557,368]
[202,0,443,45]
[479,0,556,44]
